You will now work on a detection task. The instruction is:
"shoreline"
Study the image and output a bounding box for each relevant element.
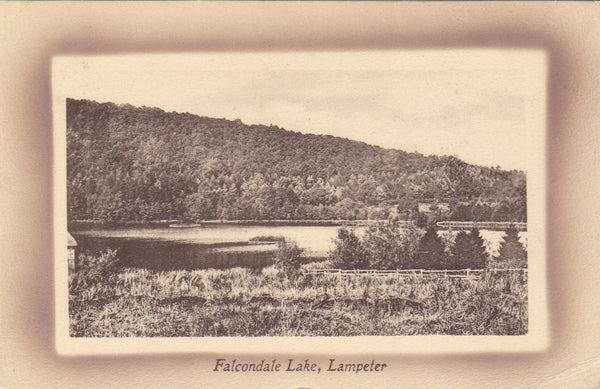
[70,219,399,228]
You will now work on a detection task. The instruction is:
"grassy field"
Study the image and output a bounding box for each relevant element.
[69,251,527,337]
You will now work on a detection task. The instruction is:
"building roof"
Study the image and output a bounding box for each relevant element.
[67,232,77,247]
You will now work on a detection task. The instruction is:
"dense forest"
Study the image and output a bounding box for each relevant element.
[66,98,526,223]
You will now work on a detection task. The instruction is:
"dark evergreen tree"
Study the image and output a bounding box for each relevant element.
[449,228,487,269]
[496,226,527,268]
[468,228,487,269]
[448,231,470,269]
[414,226,445,269]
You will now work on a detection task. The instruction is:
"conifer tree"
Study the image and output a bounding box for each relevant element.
[468,228,487,269]
[497,226,527,268]
[414,226,445,269]
[449,231,470,269]
[449,228,487,269]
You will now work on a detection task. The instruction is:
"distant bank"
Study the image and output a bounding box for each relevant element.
[168,220,406,227]
[69,219,401,228]
[70,219,525,231]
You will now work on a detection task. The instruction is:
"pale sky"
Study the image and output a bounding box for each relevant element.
[53,50,546,171]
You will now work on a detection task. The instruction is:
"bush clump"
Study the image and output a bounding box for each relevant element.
[329,228,369,270]
[362,222,422,270]
[272,240,304,278]
[329,221,423,270]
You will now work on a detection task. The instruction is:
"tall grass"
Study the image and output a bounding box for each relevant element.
[69,251,527,337]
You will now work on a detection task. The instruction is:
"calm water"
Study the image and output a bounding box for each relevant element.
[71,224,527,271]
[71,224,350,271]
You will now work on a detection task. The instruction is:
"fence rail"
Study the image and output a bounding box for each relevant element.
[303,268,527,279]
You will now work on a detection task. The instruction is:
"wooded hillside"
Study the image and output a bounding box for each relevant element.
[67,98,526,223]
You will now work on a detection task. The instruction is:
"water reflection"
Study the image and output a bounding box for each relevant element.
[71,224,346,271]
[74,236,278,271]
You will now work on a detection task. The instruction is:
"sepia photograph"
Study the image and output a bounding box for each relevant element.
[53,50,547,354]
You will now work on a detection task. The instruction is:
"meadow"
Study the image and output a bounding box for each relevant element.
[69,250,527,337]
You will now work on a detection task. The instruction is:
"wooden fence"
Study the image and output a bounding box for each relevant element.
[302,268,527,280]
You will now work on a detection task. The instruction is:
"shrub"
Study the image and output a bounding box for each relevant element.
[329,222,422,270]
[329,228,369,270]
[363,221,422,270]
[272,240,304,278]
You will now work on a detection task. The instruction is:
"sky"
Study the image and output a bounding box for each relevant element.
[54,50,546,171]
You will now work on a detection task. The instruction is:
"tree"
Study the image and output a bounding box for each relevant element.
[449,228,487,269]
[451,204,472,221]
[329,228,369,270]
[416,212,428,228]
[183,191,212,222]
[471,203,492,221]
[467,228,487,269]
[362,222,421,270]
[414,226,445,269]
[496,226,527,268]
[330,222,423,270]
[491,201,511,222]
[448,232,469,269]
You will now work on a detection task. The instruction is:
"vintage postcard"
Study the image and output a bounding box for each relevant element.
[53,50,547,355]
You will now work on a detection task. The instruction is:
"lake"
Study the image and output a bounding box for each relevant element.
[71,224,351,271]
[71,224,527,271]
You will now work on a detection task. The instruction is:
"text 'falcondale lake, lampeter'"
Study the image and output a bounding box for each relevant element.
[213,358,388,373]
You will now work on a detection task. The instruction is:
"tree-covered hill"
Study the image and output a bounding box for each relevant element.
[66,98,526,223]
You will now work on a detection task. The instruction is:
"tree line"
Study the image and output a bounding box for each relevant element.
[67,98,527,223]
[328,223,527,270]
